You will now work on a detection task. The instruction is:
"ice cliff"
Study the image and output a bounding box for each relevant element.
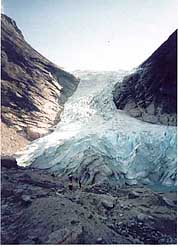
[16,71,177,188]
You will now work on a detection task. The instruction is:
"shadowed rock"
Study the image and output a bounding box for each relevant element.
[1,156,18,169]
[113,30,177,126]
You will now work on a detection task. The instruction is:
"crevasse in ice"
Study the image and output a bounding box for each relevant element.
[16,70,177,187]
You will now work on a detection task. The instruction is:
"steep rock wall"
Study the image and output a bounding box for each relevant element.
[113,31,177,126]
[1,14,79,141]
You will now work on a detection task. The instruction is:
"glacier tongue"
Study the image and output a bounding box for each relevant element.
[16,70,177,187]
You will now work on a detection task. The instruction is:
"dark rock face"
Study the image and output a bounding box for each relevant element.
[1,14,79,140]
[113,30,177,126]
[1,156,18,169]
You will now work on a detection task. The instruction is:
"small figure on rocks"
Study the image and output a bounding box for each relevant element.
[68,175,73,191]
[79,179,82,189]
[75,176,82,189]
[51,173,55,177]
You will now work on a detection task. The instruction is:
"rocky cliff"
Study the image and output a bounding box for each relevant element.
[113,30,177,126]
[1,14,79,143]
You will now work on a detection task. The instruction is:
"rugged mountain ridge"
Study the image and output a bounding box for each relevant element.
[113,30,177,126]
[1,14,79,143]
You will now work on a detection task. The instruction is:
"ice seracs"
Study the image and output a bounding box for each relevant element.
[16,71,177,188]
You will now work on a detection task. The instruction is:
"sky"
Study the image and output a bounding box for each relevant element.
[1,0,178,72]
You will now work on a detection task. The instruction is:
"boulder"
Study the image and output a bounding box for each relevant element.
[101,198,115,210]
[1,156,18,169]
[21,195,32,205]
[136,213,149,221]
[161,196,176,208]
[46,225,83,244]
[96,237,103,243]
[128,191,140,199]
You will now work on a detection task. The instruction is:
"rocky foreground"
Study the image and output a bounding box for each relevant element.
[1,157,177,244]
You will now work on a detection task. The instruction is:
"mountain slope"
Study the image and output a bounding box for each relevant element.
[113,30,177,126]
[1,14,79,143]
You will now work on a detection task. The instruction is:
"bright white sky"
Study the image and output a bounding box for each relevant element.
[2,0,178,72]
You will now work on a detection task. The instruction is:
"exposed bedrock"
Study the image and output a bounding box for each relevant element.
[1,14,79,142]
[113,30,177,126]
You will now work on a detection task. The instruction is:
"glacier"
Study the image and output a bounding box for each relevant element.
[16,70,177,188]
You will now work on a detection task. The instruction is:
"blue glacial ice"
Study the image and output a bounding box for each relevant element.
[16,70,177,187]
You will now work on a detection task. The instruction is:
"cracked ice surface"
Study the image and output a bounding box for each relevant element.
[16,70,177,187]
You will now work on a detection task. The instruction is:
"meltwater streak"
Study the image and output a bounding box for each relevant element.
[16,71,177,187]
